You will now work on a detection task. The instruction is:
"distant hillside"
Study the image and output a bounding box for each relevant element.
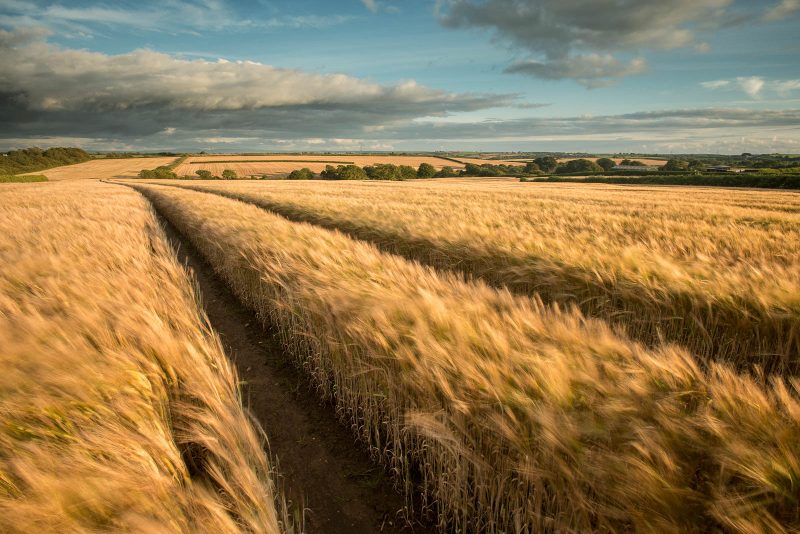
[0,147,91,175]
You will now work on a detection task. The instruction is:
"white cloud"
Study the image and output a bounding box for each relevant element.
[700,80,731,89]
[764,0,800,21]
[737,76,766,97]
[0,0,352,35]
[0,31,508,112]
[361,0,379,13]
[0,29,515,143]
[700,76,800,98]
[774,80,800,95]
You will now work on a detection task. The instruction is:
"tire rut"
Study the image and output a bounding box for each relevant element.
[131,184,435,534]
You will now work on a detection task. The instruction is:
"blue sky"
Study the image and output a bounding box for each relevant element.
[1,0,799,153]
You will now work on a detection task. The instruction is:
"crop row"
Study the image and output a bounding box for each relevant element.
[160,179,800,375]
[135,182,800,533]
[0,182,288,533]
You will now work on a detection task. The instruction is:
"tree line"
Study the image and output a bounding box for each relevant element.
[0,147,91,175]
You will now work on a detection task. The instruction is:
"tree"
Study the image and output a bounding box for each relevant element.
[287,168,315,180]
[596,158,616,171]
[533,156,558,173]
[195,169,213,180]
[523,162,541,173]
[320,165,339,180]
[325,164,368,180]
[138,166,176,179]
[399,165,418,180]
[221,169,237,180]
[687,159,704,171]
[661,159,689,171]
[417,162,436,178]
[558,159,603,174]
[436,166,457,178]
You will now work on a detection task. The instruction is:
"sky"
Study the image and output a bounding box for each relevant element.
[1,0,799,154]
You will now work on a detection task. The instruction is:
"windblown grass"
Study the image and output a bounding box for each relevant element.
[159,179,800,375]
[0,181,288,533]
[135,182,800,533]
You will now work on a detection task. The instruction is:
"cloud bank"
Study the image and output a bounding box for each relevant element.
[1,28,798,154]
[438,0,798,86]
[701,76,800,97]
[0,28,513,140]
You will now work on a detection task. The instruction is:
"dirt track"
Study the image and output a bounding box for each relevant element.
[154,206,434,534]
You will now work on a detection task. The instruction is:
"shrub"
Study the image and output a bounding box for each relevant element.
[320,165,368,180]
[195,169,213,180]
[287,168,315,180]
[596,158,616,171]
[556,159,603,174]
[523,162,541,173]
[661,159,689,171]
[436,166,458,178]
[533,156,558,173]
[138,166,177,179]
[417,162,437,178]
[221,169,238,180]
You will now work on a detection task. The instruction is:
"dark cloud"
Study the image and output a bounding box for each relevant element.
[438,0,795,85]
[0,29,515,141]
[506,55,646,88]
[1,29,797,153]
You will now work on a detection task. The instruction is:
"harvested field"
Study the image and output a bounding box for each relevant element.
[175,154,505,177]
[130,181,800,533]
[38,157,178,181]
[151,179,800,374]
[0,181,287,533]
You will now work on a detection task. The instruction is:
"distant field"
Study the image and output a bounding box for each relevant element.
[38,157,178,180]
[175,154,511,177]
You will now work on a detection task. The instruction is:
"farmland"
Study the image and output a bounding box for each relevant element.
[0,182,288,533]
[174,154,519,178]
[148,178,800,373]
[128,179,800,532]
[4,174,800,533]
[37,157,178,181]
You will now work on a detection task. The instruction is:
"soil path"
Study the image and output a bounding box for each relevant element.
[152,204,434,534]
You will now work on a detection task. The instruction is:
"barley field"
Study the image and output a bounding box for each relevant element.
[5,173,800,533]
[152,178,800,374]
[36,157,177,181]
[130,181,800,533]
[0,181,289,533]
